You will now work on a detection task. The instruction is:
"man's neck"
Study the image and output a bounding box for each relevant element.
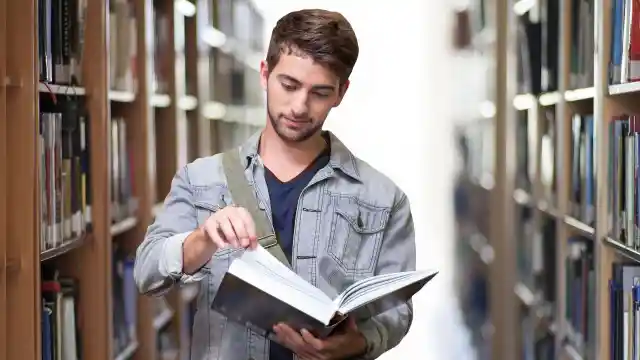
[259,128,328,182]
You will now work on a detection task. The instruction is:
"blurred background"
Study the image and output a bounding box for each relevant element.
[4,0,625,359]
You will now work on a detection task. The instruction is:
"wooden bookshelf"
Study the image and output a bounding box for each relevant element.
[456,0,640,359]
[0,0,265,359]
[0,4,8,360]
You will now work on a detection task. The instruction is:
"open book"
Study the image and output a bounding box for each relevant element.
[210,245,438,338]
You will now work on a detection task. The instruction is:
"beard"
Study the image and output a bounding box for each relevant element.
[267,99,323,144]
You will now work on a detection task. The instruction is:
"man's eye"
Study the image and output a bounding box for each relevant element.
[282,83,296,91]
[313,92,330,98]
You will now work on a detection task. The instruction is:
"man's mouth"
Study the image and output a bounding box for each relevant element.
[283,116,309,124]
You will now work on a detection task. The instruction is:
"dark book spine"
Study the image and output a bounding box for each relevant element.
[38,0,54,82]
[60,0,72,84]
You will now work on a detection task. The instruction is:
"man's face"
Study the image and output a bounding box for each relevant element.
[260,52,348,143]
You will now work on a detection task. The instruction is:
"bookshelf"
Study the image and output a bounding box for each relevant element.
[454,0,640,358]
[0,0,265,360]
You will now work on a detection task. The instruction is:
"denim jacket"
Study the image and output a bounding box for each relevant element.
[133,131,416,360]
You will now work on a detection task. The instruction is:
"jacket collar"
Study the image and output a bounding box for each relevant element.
[239,130,361,181]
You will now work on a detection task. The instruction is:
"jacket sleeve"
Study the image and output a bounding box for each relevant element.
[133,165,209,297]
[356,192,416,359]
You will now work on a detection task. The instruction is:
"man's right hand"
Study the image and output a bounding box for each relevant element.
[201,205,258,250]
[182,205,258,274]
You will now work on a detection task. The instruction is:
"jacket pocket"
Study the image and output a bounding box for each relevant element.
[193,184,229,227]
[326,193,391,274]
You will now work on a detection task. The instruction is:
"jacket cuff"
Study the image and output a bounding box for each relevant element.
[160,231,208,284]
[356,318,386,359]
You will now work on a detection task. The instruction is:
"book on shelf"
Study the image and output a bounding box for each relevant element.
[540,0,559,93]
[569,0,594,89]
[540,107,557,205]
[539,217,557,304]
[108,0,138,93]
[515,0,590,91]
[514,0,560,94]
[608,114,640,246]
[152,8,171,94]
[112,244,138,354]
[514,110,536,193]
[515,10,541,94]
[458,120,494,186]
[610,262,640,360]
[521,311,535,360]
[38,0,88,85]
[109,117,137,224]
[515,205,536,287]
[38,101,92,253]
[211,245,437,338]
[569,113,596,226]
[520,310,556,360]
[565,235,595,355]
[516,210,557,305]
[41,269,81,360]
[609,0,640,85]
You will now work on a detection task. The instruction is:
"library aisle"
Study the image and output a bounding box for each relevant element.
[453,0,640,358]
[0,0,481,359]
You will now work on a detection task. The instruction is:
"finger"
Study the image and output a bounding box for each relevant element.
[276,324,307,348]
[203,220,228,250]
[273,323,292,340]
[278,324,324,359]
[216,215,240,247]
[273,325,310,356]
[273,326,290,345]
[227,212,250,247]
[300,329,326,352]
[234,207,256,237]
[275,323,298,339]
[235,207,257,247]
[346,316,358,330]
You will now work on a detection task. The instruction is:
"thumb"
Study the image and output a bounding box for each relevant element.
[346,316,357,329]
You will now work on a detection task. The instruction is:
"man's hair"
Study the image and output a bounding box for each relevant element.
[266,9,359,86]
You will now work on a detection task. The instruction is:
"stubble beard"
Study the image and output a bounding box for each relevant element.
[266,97,323,144]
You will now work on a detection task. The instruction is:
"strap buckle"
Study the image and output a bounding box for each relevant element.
[258,235,278,249]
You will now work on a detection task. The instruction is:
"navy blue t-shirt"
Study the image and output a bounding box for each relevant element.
[265,146,330,360]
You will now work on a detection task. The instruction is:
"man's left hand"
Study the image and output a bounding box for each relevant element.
[273,317,367,360]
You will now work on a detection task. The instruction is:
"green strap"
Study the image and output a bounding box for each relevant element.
[221,149,292,268]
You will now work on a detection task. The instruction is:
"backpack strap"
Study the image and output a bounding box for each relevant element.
[221,148,292,268]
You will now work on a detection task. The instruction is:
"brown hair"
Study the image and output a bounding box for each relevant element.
[266,9,359,86]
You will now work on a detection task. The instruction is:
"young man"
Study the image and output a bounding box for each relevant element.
[134,8,416,360]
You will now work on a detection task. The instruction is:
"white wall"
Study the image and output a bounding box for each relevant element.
[252,2,476,358]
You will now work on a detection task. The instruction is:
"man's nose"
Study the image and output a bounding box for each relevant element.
[290,92,309,118]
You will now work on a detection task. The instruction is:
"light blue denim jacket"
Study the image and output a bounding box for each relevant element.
[133,131,416,360]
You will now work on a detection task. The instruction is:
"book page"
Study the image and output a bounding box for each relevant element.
[226,260,337,325]
[339,274,416,311]
[336,270,438,317]
[238,246,330,303]
[333,272,401,307]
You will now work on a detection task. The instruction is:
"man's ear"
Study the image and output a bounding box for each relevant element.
[334,79,350,107]
[260,60,269,90]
